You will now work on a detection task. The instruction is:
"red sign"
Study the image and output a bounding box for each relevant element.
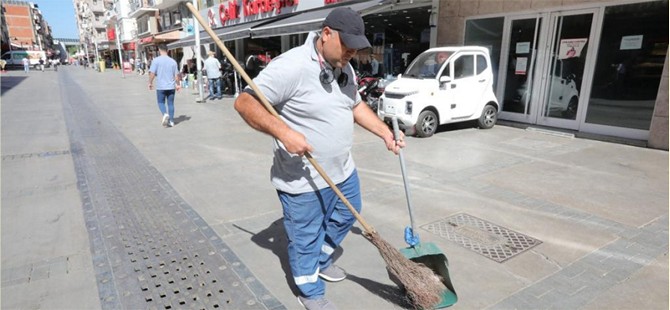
[107,27,116,41]
[123,62,132,73]
[123,42,136,50]
[219,0,239,23]
[242,0,299,16]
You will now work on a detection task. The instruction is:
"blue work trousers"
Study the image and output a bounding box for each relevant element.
[277,170,362,299]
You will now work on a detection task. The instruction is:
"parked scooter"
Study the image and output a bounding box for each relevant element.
[357,72,385,113]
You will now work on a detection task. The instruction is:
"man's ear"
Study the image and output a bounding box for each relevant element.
[322,26,334,43]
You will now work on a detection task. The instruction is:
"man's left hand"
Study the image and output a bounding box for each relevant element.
[385,131,405,155]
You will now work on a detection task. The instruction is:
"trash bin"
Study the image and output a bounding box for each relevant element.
[99,60,106,72]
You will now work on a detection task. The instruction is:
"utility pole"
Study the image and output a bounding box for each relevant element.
[193,0,204,103]
[94,39,100,71]
[115,22,124,78]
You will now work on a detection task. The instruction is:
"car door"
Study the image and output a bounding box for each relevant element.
[449,54,481,119]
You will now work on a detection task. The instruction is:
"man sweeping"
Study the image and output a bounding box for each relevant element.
[234,7,405,310]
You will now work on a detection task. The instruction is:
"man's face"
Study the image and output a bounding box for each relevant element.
[436,52,449,64]
[322,27,357,68]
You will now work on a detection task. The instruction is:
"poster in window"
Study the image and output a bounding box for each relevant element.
[516,42,530,54]
[620,35,643,50]
[558,38,588,59]
[515,57,527,75]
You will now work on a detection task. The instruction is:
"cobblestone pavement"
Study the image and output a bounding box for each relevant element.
[1,66,668,310]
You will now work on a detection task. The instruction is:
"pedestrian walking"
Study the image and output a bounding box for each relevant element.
[204,51,222,100]
[22,57,29,73]
[233,8,405,310]
[39,57,45,72]
[148,44,181,128]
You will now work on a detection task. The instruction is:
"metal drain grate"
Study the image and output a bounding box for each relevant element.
[62,72,283,310]
[422,213,541,263]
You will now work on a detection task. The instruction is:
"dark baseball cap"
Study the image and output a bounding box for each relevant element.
[322,7,371,50]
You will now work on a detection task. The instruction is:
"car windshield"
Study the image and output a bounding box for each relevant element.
[404,51,453,79]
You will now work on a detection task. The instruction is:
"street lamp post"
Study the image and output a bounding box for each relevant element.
[115,22,124,78]
[193,0,204,103]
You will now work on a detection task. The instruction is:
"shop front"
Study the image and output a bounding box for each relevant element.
[168,0,434,77]
[459,0,668,148]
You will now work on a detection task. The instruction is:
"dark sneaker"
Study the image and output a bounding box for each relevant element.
[161,114,169,127]
[319,265,346,282]
[297,296,337,310]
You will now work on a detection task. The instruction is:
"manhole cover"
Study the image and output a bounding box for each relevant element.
[422,213,541,263]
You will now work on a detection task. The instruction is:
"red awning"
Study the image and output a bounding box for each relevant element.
[139,36,153,44]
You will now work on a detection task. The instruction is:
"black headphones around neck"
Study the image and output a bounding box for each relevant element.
[315,38,348,87]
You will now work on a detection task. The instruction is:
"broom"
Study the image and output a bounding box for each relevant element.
[184,3,444,308]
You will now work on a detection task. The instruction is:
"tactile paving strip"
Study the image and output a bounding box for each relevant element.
[61,73,284,310]
[422,213,541,263]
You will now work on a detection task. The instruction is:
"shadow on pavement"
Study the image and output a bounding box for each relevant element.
[345,273,412,309]
[174,114,191,125]
[1,75,29,95]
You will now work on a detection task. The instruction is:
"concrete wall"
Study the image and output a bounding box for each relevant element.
[648,54,669,150]
[437,0,669,150]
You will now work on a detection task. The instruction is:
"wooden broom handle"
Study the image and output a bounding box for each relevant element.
[185,2,375,235]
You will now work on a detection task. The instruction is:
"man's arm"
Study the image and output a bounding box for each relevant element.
[148,72,155,90]
[353,102,404,154]
[234,92,313,156]
[174,72,182,91]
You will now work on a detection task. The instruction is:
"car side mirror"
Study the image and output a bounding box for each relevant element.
[439,76,452,83]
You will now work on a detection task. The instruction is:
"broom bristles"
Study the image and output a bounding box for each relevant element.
[366,231,445,309]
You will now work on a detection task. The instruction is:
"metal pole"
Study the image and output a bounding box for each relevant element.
[83,42,90,69]
[94,40,100,71]
[193,0,204,102]
[115,22,125,78]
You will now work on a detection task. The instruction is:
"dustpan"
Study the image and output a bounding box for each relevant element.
[391,117,457,308]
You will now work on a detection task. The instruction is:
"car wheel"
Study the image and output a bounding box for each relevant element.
[416,110,438,137]
[478,104,497,129]
[563,97,578,119]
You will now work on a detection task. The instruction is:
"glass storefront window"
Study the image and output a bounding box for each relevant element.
[465,17,504,90]
[586,1,669,130]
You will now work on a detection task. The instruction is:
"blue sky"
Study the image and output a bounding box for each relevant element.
[32,0,79,39]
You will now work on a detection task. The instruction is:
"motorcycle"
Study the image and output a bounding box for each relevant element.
[357,72,386,113]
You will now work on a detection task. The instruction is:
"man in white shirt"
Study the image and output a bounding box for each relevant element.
[203,51,222,100]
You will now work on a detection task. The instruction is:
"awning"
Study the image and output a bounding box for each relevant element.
[155,30,182,41]
[250,0,387,39]
[167,19,271,50]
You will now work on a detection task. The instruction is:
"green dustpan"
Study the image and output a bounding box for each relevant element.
[399,243,458,308]
[391,117,457,308]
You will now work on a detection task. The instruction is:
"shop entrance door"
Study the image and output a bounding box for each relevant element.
[498,9,599,130]
[497,14,546,123]
[535,9,598,129]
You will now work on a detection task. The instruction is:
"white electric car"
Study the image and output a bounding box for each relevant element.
[378,46,499,137]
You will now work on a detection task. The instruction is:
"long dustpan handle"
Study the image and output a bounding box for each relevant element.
[391,117,419,245]
[185,2,375,235]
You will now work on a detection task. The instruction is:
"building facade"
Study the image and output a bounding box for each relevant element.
[2,0,53,53]
[73,0,115,63]
[438,0,668,149]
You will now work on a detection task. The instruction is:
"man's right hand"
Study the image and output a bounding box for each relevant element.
[280,129,313,156]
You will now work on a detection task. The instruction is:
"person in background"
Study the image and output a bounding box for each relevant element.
[204,50,222,100]
[234,8,404,310]
[370,54,379,77]
[22,57,29,73]
[148,44,181,128]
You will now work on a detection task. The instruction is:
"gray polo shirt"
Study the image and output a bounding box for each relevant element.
[250,31,362,194]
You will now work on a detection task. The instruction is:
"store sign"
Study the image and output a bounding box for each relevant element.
[107,27,116,41]
[204,0,301,27]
